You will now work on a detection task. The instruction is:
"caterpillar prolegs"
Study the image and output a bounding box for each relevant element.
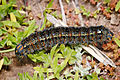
[15,26,113,58]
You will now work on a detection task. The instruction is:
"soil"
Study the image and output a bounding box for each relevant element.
[0,0,120,80]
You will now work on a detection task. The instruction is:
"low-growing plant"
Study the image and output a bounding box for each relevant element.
[0,0,38,52]
[18,44,105,80]
[0,0,16,20]
[0,56,11,70]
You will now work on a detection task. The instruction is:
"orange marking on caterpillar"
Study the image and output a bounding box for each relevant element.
[20,46,23,51]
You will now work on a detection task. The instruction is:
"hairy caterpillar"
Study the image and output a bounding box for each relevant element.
[15,26,113,59]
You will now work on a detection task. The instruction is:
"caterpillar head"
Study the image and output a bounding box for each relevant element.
[15,43,24,60]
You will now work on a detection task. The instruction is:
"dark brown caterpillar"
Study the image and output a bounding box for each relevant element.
[15,26,113,59]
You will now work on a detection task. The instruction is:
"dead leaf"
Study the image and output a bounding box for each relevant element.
[100,6,111,19]
[103,10,111,19]
[110,14,120,25]
[81,45,116,68]
[90,0,96,5]
[109,0,118,10]
[99,63,104,70]
[118,9,120,13]
[37,13,42,19]
[52,2,59,10]
[46,14,68,27]
[100,6,105,12]
[115,62,120,66]
[85,21,89,26]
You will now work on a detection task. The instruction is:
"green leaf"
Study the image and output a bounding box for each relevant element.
[23,20,38,37]
[51,57,60,78]
[80,5,86,12]
[80,5,90,17]
[68,78,73,80]
[7,40,13,46]
[10,13,17,22]
[0,29,2,36]
[51,11,58,18]
[32,53,51,68]
[23,73,27,79]
[9,0,16,4]
[13,31,24,43]
[62,47,75,57]
[13,10,25,24]
[0,22,4,28]
[2,21,12,26]
[45,9,52,14]
[53,65,61,78]
[50,44,58,59]
[74,71,79,80]
[18,73,24,80]
[60,53,70,70]
[28,51,45,62]
[92,73,98,80]
[7,33,17,44]
[87,75,92,80]
[2,0,6,5]
[28,54,37,62]
[95,0,99,2]
[104,0,110,4]
[86,73,99,80]
[114,37,120,47]
[100,77,105,80]
[3,56,11,65]
[11,21,21,28]
[0,58,4,70]
[68,57,76,65]
[55,53,63,58]
[47,0,54,8]
[47,74,55,80]
[51,48,71,79]
[60,44,66,54]
[52,55,58,68]
[26,72,33,80]
[105,7,112,13]
[2,21,21,28]
[51,56,69,79]
[1,28,7,34]
[40,11,47,31]
[0,46,3,48]
[34,65,44,79]
[115,1,120,11]
[0,38,7,47]
[33,72,39,80]
[18,72,33,80]
[0,0,16,20]
[83,11,90,17]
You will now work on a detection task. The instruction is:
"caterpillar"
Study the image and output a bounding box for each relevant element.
[15,25,113,59]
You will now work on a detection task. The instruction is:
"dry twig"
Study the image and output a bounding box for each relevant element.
[59,0,67,24]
